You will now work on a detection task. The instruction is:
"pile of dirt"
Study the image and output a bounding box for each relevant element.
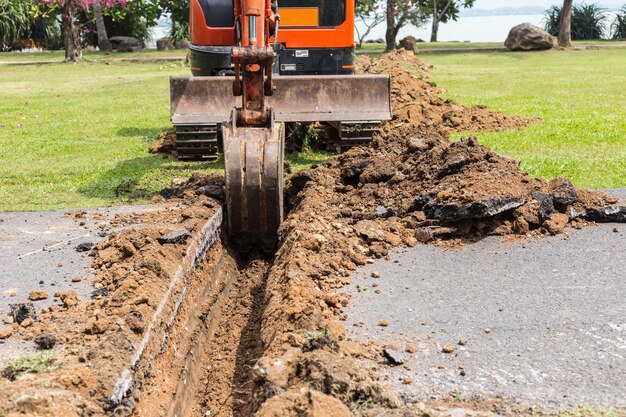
[356,50,536,135]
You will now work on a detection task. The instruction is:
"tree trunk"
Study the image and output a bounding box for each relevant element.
[385,0,397,51]
[93,2,112,52]
[62,2,82,62]
[558,0,573,46]
[430,13,439,42]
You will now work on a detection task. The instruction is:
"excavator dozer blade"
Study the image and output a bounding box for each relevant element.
[170,74,392,125]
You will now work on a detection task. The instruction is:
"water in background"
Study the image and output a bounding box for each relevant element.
[357,12,617,43]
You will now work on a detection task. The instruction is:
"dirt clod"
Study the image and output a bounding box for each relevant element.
[442,344,456,353]
[28,290,49,301]
[34,334,57,350]
[4,288,17,297]
[0,326,13,339]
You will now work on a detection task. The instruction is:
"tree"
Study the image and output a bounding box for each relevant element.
[92,1,112,51]
[544,2,607,42]
[420,0,475,42]
[384,0,428,51]
[558,0,573,46]
[44,0,125,62]
[355,0,385,48]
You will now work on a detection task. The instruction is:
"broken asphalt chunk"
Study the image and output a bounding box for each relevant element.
[76,242,95,252]
[424,195,525,221]
[9,302,36,325]
[383,348,406,366]
[157,229,190,245]
[580,206,626,223]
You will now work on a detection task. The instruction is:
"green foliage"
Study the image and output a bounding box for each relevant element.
[356,0,378,18]
[544,5,561,35]
[2,351,59,380]
[544,2,608,40]
[159,0,189,41]
[421,0,475,24]
[554,407,618,417]
[0,0,31,51]
[302,124,319,152]
[170,20,189,43]
[102,0,161,43]
[611,4,626,39]
[305,329,329,340]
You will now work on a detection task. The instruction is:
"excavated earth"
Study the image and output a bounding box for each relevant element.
[1,50,625,417]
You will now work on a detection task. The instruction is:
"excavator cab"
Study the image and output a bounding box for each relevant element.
[170,0,392,250]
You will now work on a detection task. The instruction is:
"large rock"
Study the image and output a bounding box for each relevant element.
[505,23,554,51]
[399,36,417,52]
[156,36,174,51]
[175,40,190,50]
[110,36,142,52]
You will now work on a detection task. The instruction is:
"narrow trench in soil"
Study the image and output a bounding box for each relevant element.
[142,240,274,417]
[195,254,270,417]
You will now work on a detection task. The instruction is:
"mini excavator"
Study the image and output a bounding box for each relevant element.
[170,0,391,249]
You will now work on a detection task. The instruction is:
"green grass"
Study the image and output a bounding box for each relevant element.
[418,48,626,188]
[0,49,188,62]
[357,39,626,54]
[1,351,59,380]
[553,407,619,417]
[0,59,330,211]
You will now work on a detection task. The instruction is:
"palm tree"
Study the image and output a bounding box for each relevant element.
[92,1,112,52]
[558,0,573,46]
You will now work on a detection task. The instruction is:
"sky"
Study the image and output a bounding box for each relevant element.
[475,0,623,9]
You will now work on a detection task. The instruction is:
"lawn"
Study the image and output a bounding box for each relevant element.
[0,59,328,211]
[357,39,626,53]
[0,49,188,62]
[417,48,626,189]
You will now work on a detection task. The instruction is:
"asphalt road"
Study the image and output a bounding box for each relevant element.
[0,207,155,308]
[0,206,159,362]
[345,189,626,410]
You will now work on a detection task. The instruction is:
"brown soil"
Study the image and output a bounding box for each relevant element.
[149,131,176,156]
[1,50,624,417]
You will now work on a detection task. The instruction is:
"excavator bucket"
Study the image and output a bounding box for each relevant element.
[170,74,392,125]
[222,111,285,251]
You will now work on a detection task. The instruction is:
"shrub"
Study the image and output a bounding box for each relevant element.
[543,2,608,40]
[0,0,31,51]
[611,4,626,39]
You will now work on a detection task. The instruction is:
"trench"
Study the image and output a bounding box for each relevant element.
[126,232,274,417]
